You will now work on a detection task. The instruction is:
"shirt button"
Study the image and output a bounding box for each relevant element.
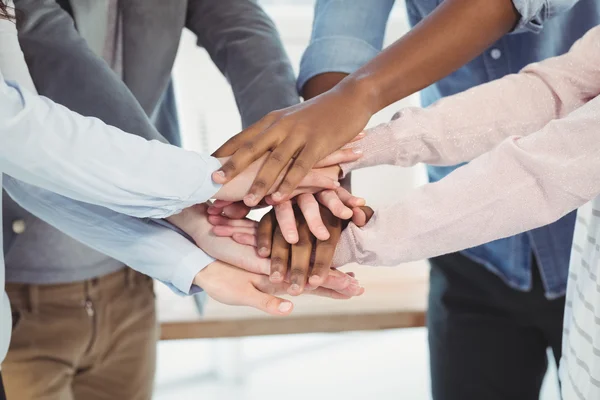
[490,48,502,60]
[12,219,26,234]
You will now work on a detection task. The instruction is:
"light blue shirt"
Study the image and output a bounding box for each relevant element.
[299,0,600,298]
[0,75,221,362]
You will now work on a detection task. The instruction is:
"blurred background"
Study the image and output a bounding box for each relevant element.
[153,1,560,399]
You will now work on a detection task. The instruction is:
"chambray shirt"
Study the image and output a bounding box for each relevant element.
[299,0,600,298]
[0,75,222,362]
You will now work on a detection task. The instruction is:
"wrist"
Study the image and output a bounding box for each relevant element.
[336,74,382,115]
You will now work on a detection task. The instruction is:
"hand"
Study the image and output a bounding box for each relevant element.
[214,154,342,203]
[208,187,365,243]
[211,86,373,207]
[211,204,352,296]
[167,204,364,298]
[194,261,357,316]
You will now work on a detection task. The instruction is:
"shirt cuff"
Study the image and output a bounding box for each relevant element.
[186,155,223,204]
[170,247,215,296]
[510,0,548,34]
[297,36,380,94]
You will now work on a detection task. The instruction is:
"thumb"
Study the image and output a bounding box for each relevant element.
[245,287,294,316]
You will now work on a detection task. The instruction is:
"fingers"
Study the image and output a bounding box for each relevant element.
[231,233,257,247]
[316,190,353,220]
[257,210,276,257]
[335,187,366,208]
[213,133,277,185]
[308,287,352,300]
[270,225,290,284]
[289,212,313,296]
[274,201,298,244]
[207,215,257,228]
[314,148,362,168]
[271,146,322,203]
[245,284,294,316]
[297,194,329,241]
[243,137,303,207]
[309,206,342,287]
[296,169,340,191]
[207,202,252,219]
[351,206,375,227]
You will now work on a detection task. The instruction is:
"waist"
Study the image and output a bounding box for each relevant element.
[6,268,151,307]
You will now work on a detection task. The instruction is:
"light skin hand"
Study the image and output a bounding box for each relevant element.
[167,204,364,298]
[210,204,366,296]
[214,154,341,203]
[209,187,365,244]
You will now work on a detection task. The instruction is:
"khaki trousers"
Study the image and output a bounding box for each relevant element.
[3,268,157,400]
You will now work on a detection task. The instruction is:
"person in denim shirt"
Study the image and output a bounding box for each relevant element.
[210,0,600,399]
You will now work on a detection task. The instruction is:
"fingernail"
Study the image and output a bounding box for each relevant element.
[213,170,226,181]
[334,181,341,187]
[279,302,292,313]
[271,271,282,281]
[290,284,300,293]
[272,192,283,201]
[357,132,366,138]
[286,231,298,243]
[318,227,330,239]
[353,149,363,155]
[309,275,322,286]
[244,194,256,205]
[259,247,269,257]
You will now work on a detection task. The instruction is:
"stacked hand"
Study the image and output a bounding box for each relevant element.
[166,124,374,316]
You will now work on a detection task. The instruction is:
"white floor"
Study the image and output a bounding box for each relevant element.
[154,329,561,400]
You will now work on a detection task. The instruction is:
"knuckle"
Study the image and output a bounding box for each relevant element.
[242,141,257,153]
[290,267,306,277]
[271,256,287,269]
[269,152,287,164]
[311,261,328,271]
[251,179,268,192]
[291,159,309,174]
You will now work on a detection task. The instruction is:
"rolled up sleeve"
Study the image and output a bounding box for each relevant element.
[297,0,394,92]
[511,0,579,33]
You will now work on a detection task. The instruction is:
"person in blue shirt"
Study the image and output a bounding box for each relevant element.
[209,0,600,399]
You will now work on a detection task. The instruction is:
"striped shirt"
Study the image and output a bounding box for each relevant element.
[561,201,600,399]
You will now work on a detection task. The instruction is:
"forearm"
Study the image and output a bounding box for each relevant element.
[0,79,221,218]
[3,176,212,295]
[333,94,600,267]
[338,0,520,114]
[187,0,298,127]
[342,26,600,173]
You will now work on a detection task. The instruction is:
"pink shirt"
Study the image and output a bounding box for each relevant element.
[333,25,600,269]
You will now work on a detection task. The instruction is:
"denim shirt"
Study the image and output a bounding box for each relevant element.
[298,0,600,298]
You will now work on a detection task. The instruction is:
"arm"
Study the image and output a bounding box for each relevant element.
[332,93,600,267]
[2,176,212,296]
[212,0,582,205]
[298,0,394,98]
[0,77,221,218]
[186,0,299,127]
[342,25,600,174]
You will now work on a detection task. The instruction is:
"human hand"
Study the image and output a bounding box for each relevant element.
[208,187,365,243]
[211,204,345,295]
[194,261,357,316]
[211,85,374,207]
[167,204,364,298]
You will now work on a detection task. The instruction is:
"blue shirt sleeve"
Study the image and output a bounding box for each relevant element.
[297,0,395,93]
[3,176,214,296]
[0,76,221,219]
[511,0,580,33]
